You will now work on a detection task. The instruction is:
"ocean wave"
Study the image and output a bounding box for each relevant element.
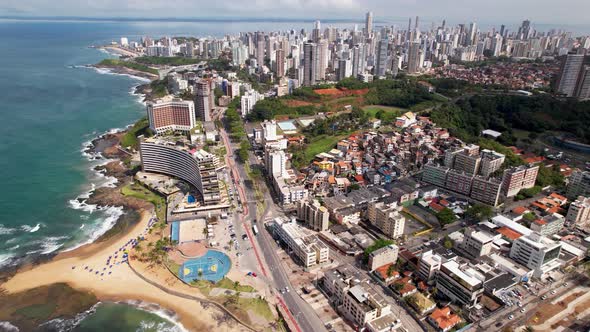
[0,253,16,267]
[0,224,17,235]
[0,321,19,332]
[62,206,125,252]
[40,301,100,331]
[118,301,188,332]
[21,223,41,233]
[91,66,152,83]
[8,244,20,250]
[129,85,147,106]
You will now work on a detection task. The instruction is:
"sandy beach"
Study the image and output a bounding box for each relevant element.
[1,210,249,331]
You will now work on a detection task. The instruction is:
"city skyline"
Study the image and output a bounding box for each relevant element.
[2,0,590,26]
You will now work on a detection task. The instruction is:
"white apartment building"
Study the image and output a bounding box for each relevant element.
[509,232,562,278]
[435,259,485,307]
[297,199,330,231]
[367,202,406,239]
[460,229,500,259]
[566,196,590,226]
[341,284,391,328]
[368,244,399,271]
[274,219,329,267]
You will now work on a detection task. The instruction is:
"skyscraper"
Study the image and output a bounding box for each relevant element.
[195,80,213,122]
[303,42,317,86]
[316,39,329,81]
[276,48,285,79]
[407,42,420,74]
[375,38,388,77]
[365,12,373,36]
[256,32,265,68]
[312,21,321,43]
[556,53,587,97]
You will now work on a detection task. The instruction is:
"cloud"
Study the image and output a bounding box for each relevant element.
[1,0,589,26]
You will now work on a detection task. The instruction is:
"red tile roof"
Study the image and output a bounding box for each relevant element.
[375,263,400,281]
[497,227,523,241]
[512,206,529,215]
[429,307,461,331]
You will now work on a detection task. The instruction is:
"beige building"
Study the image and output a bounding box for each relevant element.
[341,284,391,327]
[273,219,329,267]
[566,196,590,226]
[297,199,330,231]
[367,202,405,239]
[368,244,399,271]
[502,165,539,197]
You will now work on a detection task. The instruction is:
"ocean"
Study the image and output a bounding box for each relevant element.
[1,18,589,331]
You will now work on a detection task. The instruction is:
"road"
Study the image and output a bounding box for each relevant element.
[218,119,327,332]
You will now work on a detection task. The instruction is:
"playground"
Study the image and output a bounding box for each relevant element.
[178,250,231,283]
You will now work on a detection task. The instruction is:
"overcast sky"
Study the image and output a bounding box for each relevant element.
[1,0,589,26]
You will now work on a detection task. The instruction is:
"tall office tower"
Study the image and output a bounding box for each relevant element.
[194,80,213,122]
[468,22,477,46]
[375,38,388,77]
[407,17,412,41]
[303,42,317,86]
[407,42,420,74]
[556,53,586,97]
[415,16,420,31]
[365,11,373,36]
[247,33,255,56]
[256,32,265,68]
[275,48,285,79]
[442,19,446,29]
[500,25,506,37]
[317,39,329,81]
[312,20,321,43]
[201,40,209,58]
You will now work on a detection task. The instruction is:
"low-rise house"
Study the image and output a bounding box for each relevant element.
[428,307,462,332]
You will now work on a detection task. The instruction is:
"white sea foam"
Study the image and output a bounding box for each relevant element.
[119,301,188,332]
[63,206,125,252]
[91,66,152,83]
[21,223,41,233]
[8,244,20,250]
[0,224,17,235]
[40,302,100,331]
[0,321,19,332]
[0,253,15,267]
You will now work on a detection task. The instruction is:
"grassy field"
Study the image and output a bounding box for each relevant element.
[362,105,407,117]
[216,278,255,292]
[302,134,348,163]
[120,117,150,148]
[121,183,166,222]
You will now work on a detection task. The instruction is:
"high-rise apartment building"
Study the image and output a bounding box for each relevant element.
[375,38,388,77]
[556,53,588,98]
[256,32,265,68]
[566,196,590,226]
[146,98,195,134]
[567,170,590,199]
[275,48,285,78]
[407,42,421,74]
[367,202,406,239]
[317,39,329,81]
[297,199,329,231]
[303,42,317,86]
[194,80,213,121]
[365,12,373,36]
[501,165,539,197]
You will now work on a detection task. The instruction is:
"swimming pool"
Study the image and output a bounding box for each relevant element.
[178,250,231,283]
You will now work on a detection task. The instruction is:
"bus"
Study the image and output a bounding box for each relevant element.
[252,225,259,236]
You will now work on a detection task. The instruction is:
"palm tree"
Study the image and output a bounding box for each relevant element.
[234,281,240,289]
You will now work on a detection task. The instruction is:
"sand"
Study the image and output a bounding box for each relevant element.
[1,210,247,331]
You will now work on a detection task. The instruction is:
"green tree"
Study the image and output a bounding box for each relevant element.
[464,204,493,222]
[436,208,457,225]
[443,236,454,249]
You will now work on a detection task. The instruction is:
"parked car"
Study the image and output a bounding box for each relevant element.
[508,315,514,320]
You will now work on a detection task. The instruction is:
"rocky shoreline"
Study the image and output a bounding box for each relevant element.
[91,63,159,81]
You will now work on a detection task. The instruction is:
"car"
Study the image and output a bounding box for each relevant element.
[551,290,557,295]
[252,272,257,277]
[495,322,502,327]
[242,234,248,240]
[541,295,547,300]
[508,315,514,320]
[563,282,569,287]
[285,287,290,292]
[518,302,523,307]
[520,308,526,313]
